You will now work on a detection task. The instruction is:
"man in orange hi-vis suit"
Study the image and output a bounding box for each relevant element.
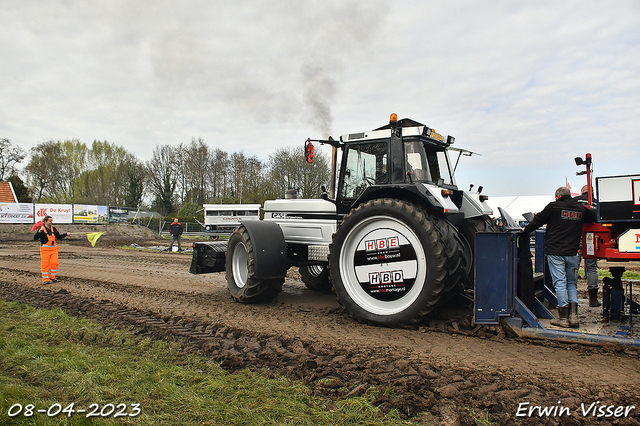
[33,215,71,284]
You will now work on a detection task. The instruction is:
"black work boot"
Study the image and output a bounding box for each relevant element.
[588,288,601,307]
[551,306,570,328]
[568,302,579,328]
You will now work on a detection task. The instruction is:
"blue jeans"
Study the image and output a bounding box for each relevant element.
[547,254,580,307]
[583,258,599,290]
[169,235,182,251]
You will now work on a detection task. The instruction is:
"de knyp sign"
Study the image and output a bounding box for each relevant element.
[34,204,73,224]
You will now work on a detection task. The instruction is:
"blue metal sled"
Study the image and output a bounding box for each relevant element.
[474,231,640,348]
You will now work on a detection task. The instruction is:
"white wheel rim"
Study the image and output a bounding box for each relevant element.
[232,242,249,288]
[338,215,426,316]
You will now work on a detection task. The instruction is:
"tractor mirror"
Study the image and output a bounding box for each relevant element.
[305,139,314,164]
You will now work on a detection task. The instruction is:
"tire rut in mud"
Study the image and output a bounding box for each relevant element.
[2,280,639,425]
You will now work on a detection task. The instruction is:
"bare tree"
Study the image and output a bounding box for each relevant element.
[210,148,229,200]
[268,146,330,199]
[0,139,26,181]
[242,155,266,203]
[184,137,210,205]
[146,144,179,215]
[229,151,247,202]
[24,140,67,202]
[174,142,188,205]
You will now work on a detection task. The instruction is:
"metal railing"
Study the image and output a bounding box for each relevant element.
[157,221,232,238]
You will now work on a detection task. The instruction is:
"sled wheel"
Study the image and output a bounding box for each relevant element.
[300,265,332,292]
[329,198,461,326]
[225,225,283,303]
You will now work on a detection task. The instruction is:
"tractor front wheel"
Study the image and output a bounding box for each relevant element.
[225,225,283,303]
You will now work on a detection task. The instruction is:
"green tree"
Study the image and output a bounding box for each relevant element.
[85,141,130,205]
[177,202,202,222]
[61,139,88,201]
[121,156,146,208]
[7,175,32,203]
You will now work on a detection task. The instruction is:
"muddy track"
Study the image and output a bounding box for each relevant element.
[1,241,640,425]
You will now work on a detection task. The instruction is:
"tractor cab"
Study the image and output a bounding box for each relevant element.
[307,114,489,219]
[338,115,456,189]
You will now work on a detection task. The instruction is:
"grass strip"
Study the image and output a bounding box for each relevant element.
[597,269,640,280]
[576,268,640,280]
[0,299,413,426]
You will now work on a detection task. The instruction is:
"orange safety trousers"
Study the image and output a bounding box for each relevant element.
[40,245,59,283]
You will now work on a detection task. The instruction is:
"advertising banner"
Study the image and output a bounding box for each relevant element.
[73,205,108,224]
[0,203,34,223]
[108,206,131,223]
[35,204,73,224]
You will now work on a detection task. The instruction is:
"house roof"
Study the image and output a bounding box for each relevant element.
[0,181,18,203]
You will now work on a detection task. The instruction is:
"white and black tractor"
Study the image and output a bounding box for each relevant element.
[191,114,495,327]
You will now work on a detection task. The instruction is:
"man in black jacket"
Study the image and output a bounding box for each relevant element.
[523,187,596,328]
[169,218,183,252]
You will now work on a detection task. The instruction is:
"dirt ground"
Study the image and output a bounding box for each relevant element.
[1,224,640,425]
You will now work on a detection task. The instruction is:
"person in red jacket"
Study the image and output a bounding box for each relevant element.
[33,215,71,284]
[169,218,183,252]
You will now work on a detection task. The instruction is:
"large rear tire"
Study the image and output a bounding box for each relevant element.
[329,198,467,326]
[300,265,332,292]
[457,216,498,289]
[225,225,283,303]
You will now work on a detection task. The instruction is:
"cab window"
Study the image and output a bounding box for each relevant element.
[341,142,388,199]
[404,141,431,182]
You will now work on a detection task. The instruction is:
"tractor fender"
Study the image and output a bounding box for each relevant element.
[240,220,288,279]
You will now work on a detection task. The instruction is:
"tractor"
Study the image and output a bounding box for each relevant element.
[191,114,495,327]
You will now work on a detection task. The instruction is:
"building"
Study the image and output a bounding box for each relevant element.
[0,181,18,203]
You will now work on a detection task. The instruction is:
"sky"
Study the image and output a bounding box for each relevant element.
[1,0,639,196]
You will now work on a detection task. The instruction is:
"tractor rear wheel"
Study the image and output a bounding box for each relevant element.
[300,265,332,292]
[329,198,467,326]
[225,225,283,303]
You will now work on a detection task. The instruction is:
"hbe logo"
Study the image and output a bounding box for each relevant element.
[36,208,47,218]
[365,236,399,252]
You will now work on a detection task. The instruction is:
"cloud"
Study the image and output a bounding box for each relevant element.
[1,0,638,196]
